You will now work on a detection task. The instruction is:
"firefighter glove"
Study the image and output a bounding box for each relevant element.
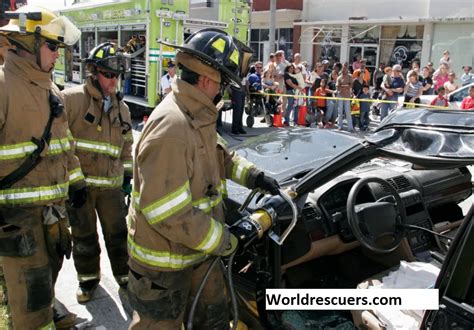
[221,234,238,257]
[122,176,132,195]
[255,173,280,195]
[44,220,72,260]
[69,186,87,209]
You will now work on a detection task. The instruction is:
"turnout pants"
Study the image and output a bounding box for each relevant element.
[68,187,128,284]
[0,206,69,330]
[128,259,229,330]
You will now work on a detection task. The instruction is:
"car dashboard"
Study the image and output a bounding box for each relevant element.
[281,159,472,267]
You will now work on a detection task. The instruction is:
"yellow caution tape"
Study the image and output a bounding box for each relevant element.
[251,91,450,110]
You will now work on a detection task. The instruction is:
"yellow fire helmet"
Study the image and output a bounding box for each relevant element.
[0,5,80,53]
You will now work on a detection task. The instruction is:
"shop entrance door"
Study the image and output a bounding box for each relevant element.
[349,44,379,73]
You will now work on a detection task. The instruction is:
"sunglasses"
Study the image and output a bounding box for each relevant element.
[45,41,60,52]
[99,71,120,79]
[255,66,263,69]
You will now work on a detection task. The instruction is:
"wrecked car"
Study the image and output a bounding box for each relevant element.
[224,108,474,329]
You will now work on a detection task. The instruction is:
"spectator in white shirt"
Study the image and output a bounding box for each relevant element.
[160,60,176,97]
[439,50,452,69]
[461,66,473,86]
[443,72,460,93]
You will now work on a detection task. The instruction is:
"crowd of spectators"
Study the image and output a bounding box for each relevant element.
[232,48,473,133]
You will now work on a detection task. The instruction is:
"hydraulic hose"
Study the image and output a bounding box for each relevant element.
[186,256,219,330]
[186,251,239,330]
[227,250,239,330]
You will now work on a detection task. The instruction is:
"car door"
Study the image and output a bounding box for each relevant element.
[421,203,474,329]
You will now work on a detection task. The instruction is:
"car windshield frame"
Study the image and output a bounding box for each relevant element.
[367,108,474,169]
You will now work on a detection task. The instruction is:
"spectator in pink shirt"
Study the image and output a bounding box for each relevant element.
[352,54,362,72]
[433,63,449,93]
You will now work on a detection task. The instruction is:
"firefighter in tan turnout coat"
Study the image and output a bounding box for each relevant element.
[0,6,86,329]
[127,28,280,329]
[62,42,133,303]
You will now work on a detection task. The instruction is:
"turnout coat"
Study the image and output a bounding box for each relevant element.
[128,79,262,274]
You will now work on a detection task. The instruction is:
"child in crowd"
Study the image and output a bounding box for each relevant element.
[381,66,393,96]
[313,78,330,127]
[404,70,423,107]
[359,85,371,130]
[461,65,473,86]
[351,98,361,129]
[460,85,474,110]
[430,86,448,107]
[262,70,278,102]
[262,70,280,114]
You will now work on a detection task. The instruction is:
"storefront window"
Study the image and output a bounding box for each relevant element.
[349,25,380,44]
[314,44,341,63]
[275,28,293,59]
[312,28,342,64]
[431,23,474,79]
[250,29,259,41]
[380,25,424,71]
[250,28,294,61]
[259,29,269,41]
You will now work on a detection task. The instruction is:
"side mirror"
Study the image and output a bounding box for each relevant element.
[449,94,455,102]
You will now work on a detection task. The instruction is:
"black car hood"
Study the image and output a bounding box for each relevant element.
[228,128,361,203]
[367,109,474,168]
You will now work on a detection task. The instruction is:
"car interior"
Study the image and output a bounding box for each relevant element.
[229,157,472,329]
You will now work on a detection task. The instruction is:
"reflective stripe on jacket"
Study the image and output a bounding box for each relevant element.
[128,79,261,273]
[0,52,85,206]
[61,77,133,189]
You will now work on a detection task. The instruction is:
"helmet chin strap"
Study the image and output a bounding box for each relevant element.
[91,67,106,98]
[34,34,43,70]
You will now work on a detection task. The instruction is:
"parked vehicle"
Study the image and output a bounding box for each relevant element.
[420,83,473,109]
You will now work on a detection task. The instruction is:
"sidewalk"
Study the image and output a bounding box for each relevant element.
[55,230,131,329]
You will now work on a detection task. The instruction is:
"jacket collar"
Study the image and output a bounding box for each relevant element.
[4,51,53,90]
[171,79,218,129]
[84,76,120,115]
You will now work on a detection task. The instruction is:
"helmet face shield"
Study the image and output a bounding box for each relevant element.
[40,16,81,46]
[0,6,81,47]
[232,37,254,77]
[85,42,131,75]
[96,55,128,74]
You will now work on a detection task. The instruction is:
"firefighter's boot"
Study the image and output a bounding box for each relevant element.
[115,274,129,289]
[76,279,100,303]
[53,308,77,329]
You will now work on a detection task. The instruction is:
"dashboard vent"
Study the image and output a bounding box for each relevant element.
[386,176,411,192]
[302,203,318,219]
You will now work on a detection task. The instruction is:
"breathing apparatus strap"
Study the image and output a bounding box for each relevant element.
[34,27,43,69]
[0,92,63,189]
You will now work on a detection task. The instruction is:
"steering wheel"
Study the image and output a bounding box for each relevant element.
[347,177,407,253]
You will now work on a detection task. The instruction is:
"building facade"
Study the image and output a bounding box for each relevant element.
[250,0,302,62]
[251,0,473,77]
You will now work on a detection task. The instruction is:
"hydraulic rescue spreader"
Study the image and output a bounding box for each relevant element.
[188,189,298,330]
